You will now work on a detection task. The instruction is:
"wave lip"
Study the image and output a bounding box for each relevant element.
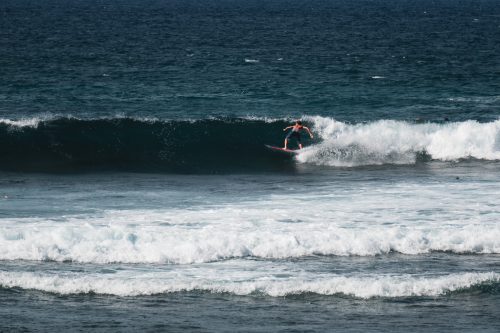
[0,271,498,298]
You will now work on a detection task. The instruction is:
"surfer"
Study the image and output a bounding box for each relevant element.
[283,120,313,149]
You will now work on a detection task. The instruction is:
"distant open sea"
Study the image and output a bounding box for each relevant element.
[1,0,499,331]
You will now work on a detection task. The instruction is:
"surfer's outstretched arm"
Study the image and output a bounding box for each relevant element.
[303,126,314,138]
[283,126,293,131]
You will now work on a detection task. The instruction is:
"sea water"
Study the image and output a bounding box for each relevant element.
[1,0,499,332]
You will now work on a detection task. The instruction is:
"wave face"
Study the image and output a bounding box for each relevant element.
[1,116,499,172]
[0,117,292,173]
[0,270,498,298]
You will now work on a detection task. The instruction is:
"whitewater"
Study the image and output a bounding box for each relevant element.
[300,117,500,166]
[1,269,498,298]
[1,161,499,299]
[1,185,500,264]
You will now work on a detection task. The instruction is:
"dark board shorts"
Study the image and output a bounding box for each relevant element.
[286,131,301,142]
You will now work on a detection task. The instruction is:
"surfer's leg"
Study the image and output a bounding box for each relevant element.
[296,134,302,149]
[284,131,293,149]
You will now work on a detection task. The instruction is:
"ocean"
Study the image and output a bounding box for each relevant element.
[1,0,499,331]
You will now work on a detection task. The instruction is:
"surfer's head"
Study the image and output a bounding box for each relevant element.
[296,120,302,125]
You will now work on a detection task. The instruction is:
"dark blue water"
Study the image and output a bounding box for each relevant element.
[1,0,499,122]
[1,0,500,332]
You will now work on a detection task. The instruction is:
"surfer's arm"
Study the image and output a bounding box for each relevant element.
[283,126,293,131]
[303,126,314,138]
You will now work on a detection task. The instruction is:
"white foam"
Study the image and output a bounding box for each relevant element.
[446,96,500,103]
[239,115,289,123]
[0,270,497,298]
[298,117,500,166]
[0,138,498,266]
[1,202,499,264]
[0,114,285,128]
[244,58,259,63]
[0,118,42,128]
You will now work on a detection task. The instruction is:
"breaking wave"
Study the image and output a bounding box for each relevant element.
[1,212,499,264]
[1,116,499,172]
[0,271,498,298]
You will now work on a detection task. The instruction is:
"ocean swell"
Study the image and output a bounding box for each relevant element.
[1,116,499,172]
[0,117,293,173]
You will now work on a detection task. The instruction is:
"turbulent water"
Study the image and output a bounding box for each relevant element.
[1,0,500,332]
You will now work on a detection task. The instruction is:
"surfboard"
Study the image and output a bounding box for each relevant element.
[265,144,298,154]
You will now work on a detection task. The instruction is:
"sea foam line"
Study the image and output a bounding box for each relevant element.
[0,271,497,298]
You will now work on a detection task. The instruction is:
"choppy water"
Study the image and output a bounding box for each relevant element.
[1,0,500,332]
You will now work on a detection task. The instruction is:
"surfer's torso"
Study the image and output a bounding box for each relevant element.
[287,125,303,141]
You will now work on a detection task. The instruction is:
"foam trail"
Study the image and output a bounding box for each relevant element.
[299,117,500,166]
[0,270,497,298]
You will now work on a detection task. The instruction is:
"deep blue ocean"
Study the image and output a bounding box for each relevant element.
[1,0,500,332]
